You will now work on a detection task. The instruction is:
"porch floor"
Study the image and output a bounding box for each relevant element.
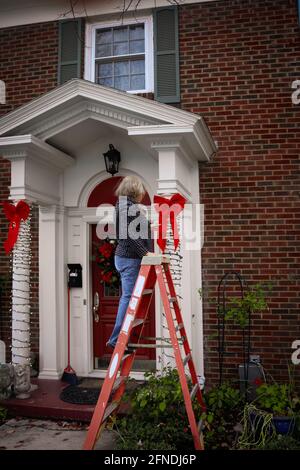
[0,377,134,422]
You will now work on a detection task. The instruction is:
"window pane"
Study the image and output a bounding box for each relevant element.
[96,29,112,45]
[129,39,144,54]
[130,74,145,90]
[113,42,129,56]
[99,77,113,87]
[114,61,129,76]
[98,62,113,77]
[129,24,144,40]
[113,26,128,43]
[96,44,112,58]
[115,76,130,91]
[130,58,144,74]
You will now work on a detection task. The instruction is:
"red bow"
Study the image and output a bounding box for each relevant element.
[153,193,186,253]
[2,200,30,254]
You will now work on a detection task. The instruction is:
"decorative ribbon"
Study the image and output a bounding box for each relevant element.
[153,193,186,253]
[2,200,30,254]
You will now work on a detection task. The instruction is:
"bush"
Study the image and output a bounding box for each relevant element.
[201,382,243,449]
[260,435,300,450]
[256,383,300,417]
[115,368,201,450]
[0,406,7,423]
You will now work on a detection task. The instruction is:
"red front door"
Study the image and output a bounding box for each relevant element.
[89,177,155,370]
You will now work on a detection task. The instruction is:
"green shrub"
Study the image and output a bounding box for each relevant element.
[0,406,7,423]
[201,382,243,449]
[256,383,300,417]
[260,435,300,450]
[115,368,200,450]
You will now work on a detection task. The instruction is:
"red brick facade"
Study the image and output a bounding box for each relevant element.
[0,1,299,384]
[179,0,300,383]
[0,21,60,362]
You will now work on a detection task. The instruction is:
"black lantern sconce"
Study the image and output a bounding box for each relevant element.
[103,144,121,176]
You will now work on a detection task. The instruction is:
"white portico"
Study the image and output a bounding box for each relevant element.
[0,79,217,380]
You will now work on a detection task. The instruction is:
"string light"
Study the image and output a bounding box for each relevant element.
[11,210,32,367]
[159,216,184,367]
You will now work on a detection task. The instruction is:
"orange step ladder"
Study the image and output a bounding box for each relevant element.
[83,254,206,451]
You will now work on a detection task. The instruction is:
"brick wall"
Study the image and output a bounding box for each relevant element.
[0,21,60,362]
[179,0,300,385]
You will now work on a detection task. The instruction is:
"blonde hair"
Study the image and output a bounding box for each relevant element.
[115,176,146,201]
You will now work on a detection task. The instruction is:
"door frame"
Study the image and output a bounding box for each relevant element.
[81,216,159,381]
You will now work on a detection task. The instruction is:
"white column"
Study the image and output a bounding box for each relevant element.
[153,142,191,369]
[38,205,67,380]
[11,214,31,366]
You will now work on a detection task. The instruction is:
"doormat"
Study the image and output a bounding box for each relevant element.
[60,384,100,405]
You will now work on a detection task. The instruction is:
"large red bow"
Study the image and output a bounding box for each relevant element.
[153,193,186,253]
[2,200,30,254]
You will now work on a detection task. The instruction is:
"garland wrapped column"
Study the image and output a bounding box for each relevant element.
[153,193,185,369]
[159,221,183,368]
[2,200,32,398]
[11,215,31,366]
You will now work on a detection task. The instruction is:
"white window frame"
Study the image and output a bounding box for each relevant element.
[85,15,154,94]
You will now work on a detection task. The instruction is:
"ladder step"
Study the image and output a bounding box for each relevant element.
[176,323,184,332]
[142,289,153,295]
[132,318,144,328]
[128,343,173,349]
[111,376,126,393]
[183,353,192,366]
[102,402,119,423]
[83,260,206,452]
[190,383,199,401]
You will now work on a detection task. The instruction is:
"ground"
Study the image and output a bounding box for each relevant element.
[0,417,117,450]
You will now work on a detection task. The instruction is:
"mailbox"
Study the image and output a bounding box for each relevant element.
[67,264,82,288]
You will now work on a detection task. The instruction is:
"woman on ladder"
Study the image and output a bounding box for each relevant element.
[106,175,155,353]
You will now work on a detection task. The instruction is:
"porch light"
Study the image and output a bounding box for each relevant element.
[103,144,121,176]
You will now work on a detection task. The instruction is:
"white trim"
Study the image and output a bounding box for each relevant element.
[0,79,211,137]
[0,135,74,170]
[85,15,154,94]
[0,0,220,29]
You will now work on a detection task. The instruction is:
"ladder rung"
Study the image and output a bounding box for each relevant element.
[132,319,144,328]
[142,289,153,295]
[141,255,170,265]
[128,343,173,349]
[183,353,192,366]
[190,383,199,401]
[112,376,126,393]
[140,336,184,343]
[102,402,119,423]
[169,297,177,303]
[176,323,184,332]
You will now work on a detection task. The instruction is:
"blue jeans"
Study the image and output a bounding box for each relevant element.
[108,255,142,347]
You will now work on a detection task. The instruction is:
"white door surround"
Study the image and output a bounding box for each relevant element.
[0,79,217,380]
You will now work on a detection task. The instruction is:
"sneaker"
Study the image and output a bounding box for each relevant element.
[106,341,115,350]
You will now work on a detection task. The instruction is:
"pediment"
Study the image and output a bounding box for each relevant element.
[0,79,200,140]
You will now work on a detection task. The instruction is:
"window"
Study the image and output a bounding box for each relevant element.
[85,17,153,93]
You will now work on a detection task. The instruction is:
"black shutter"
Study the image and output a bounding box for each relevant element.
[153,6,180,104]
[58,19,82,85]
